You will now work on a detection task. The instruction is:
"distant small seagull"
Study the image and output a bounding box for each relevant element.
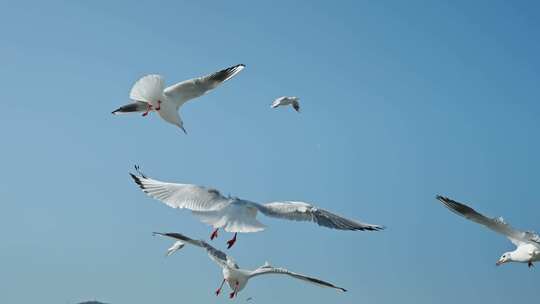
[112,64,245,133]
[154,232,347,298]
[437,195,540,268]
[271,96,300,112]
[130,166,384,248]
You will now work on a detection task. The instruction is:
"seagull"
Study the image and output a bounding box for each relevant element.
[153,232,347,298]
[112,64,245,133]
[271,96,300,112]
[130,166,384,248]
[437,195,540,268]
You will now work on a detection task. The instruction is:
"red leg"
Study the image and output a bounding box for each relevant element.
[215,279,225,296]
[155,100,161,111]
[210,228,219,240]
[226,233,237,249]
[141,103,153,117]
[229,281,239,299]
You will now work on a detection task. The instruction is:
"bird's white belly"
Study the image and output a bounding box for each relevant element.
[223,268,248,292]
[156,100,181,126]
[518,244,540,262]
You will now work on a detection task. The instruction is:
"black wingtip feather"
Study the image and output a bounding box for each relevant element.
[370,225,386,231]
[436,195,478,217]
[208,64,246,83]
[129,173,145,190]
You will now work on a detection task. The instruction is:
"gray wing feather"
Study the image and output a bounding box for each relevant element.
[249,265,346,292]
[111,101,148,114]
[256,201,384,231]
[153,232,238,269]
[436,195,540,246]
[129,168,231,211]
[164,64,245,106]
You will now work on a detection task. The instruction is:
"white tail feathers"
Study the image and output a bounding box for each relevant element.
[129,74,164,103]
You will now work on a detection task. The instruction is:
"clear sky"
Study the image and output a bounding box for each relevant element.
[1,1,539,303]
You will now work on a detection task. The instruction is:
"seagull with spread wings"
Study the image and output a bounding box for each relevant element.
[130,166,384,248]
[112,64,245,133]
[153,232,347,298]
[437,195,540,268]
[271,96,300,112]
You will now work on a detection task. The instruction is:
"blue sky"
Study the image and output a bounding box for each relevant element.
[1,1,539,303]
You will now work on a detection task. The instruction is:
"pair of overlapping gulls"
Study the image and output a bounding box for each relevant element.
[129,166,383,298]
[112,64,300,135]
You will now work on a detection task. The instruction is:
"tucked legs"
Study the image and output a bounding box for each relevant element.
[226,233,238,249]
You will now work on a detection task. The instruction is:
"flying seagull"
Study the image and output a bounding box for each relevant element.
[437,195,540,268]
[112,64,245,133]
[130,166,384,248]
[153,232,347,298]
[271,96,300,112]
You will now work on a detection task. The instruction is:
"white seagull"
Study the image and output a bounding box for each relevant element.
[153,232,347,298]
[112,64,245,133]
[130,166,384,248]
[437,195,540,268]
[271,96,300,112]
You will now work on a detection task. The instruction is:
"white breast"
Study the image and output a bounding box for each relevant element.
[223,268,249,292]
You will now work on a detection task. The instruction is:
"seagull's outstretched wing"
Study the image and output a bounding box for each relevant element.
[271,97,285,108]
[111,101,148,115]
[164,64,245,107]
[249,263,346,292]
[436,195,540,246]
[130,167,230,212]
[129,74,164,104]
[256,201,384,231]
[154,232,238,269]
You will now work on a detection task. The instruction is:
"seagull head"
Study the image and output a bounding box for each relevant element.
[496,252,512,266]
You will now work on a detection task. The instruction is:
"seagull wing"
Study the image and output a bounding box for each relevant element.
[129,74,164,104]
[154,232,238,269]
[271,97,285,108]
[130,168,230,212]
[256,201,384,231]
[164,64,245,107]
[292,99,300,112]
[436,195,540,246]
[249,263,346,292]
